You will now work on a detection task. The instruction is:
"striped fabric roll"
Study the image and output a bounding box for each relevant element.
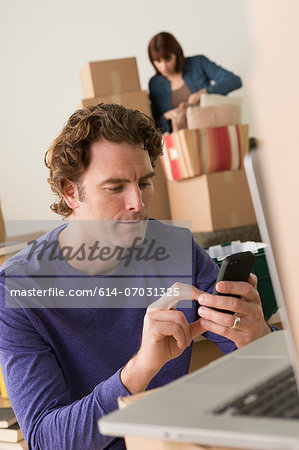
[161,124,249,181]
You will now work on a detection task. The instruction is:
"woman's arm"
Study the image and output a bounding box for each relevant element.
[148,80,171,133]
[199,55,242,95]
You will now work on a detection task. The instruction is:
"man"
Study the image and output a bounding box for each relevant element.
[0,104,274,449]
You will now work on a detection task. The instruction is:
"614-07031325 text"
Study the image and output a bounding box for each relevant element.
[9,286,181,298]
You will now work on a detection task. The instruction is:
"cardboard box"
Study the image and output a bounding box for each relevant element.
[80,57,140,98]
[189,338,223,373]
[118,390,242,450]
[167,170,256,232]
[79,90,151,117]
[151,159,171,220]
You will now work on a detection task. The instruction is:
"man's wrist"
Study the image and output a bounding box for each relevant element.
[120,353,161,395]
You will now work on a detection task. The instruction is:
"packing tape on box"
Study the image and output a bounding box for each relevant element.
[223,171,234,183]
[229,211,241,227]
[110,71,122,94]
[109,94,121,104]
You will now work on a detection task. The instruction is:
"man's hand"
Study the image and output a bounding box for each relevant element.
[197,273,271,348]
[120,282,205,394]
[188,88,207,105]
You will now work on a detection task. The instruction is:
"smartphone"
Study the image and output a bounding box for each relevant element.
[211,251,255,314]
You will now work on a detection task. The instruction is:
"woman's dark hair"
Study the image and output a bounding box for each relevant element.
[148,32,185,75]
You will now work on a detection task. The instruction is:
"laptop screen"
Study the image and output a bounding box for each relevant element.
[244,148,299,386]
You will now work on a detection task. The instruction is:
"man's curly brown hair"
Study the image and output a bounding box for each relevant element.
[44,103,164,218]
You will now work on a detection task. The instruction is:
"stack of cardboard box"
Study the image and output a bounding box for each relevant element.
[79,57,171,220]
[167,169,257,233]
[162,125,256,233]
[79,57,151,116]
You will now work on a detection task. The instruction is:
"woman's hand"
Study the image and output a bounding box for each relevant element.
[163,103,188,131]
[163,108,179,121]
[188,88,207,105]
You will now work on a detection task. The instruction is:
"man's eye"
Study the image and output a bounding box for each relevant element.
[140,182,151,189]
[108,186,123,193]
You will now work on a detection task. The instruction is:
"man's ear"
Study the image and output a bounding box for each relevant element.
[62,179,79,210]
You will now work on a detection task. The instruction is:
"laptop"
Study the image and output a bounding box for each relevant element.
[98,148,299,449]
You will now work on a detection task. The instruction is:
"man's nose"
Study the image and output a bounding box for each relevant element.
[126,186,144,212]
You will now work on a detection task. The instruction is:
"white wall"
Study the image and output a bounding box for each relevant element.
[245,0,299,367]
[0,0,251,235]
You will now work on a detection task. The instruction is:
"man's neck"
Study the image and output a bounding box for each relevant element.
[58,223,123,276]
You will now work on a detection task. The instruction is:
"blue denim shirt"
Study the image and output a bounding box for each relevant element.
[148,54,242,133]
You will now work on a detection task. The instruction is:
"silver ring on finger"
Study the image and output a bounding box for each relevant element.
[230,313,241,330]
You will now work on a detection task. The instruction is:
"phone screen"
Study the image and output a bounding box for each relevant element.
[211,251,255,314]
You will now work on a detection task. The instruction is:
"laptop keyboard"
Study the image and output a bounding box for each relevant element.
[213,367,299,419]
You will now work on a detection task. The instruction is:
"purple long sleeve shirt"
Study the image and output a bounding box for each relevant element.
[0,220,237,449]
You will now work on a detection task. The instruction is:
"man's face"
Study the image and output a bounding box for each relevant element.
[69,139,155,248]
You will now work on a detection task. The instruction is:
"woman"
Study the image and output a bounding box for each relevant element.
[148,31,242,133]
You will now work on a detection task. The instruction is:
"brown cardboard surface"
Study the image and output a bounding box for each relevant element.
[238,124,249,168]
[189,339,223,373]
[167,170,256,232]
[80,57,140,98]
[79,90,151,117]
[151,159,171,220]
